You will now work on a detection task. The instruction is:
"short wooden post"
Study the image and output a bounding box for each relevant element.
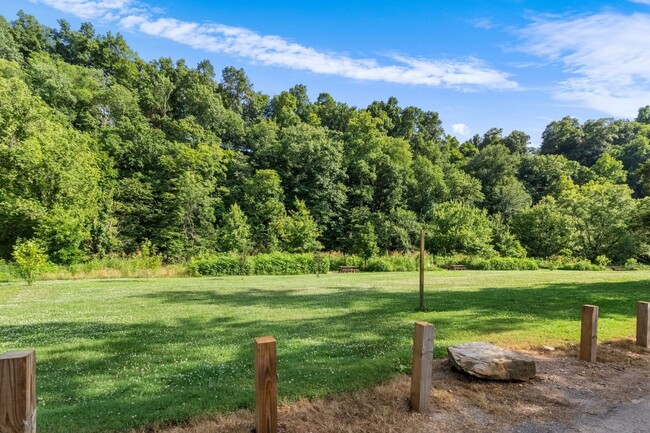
[580,305,598,362]
[636,301,650,348]
[410,321,434,413]
[419,229,425,311]
[254,337,277,433]
[0,350,36,433]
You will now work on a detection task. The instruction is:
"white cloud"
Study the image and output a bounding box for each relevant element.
[470,17,496,30]
[451,123,471,136]
[630,0,650,5]
[34,0,518,91]
[519,12,650,118]
[32,0,137,19]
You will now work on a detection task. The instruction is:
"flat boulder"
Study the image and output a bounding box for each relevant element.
[447,342,536,381]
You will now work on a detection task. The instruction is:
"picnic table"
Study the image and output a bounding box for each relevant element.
[338,266,360,273]
[448,264,467,271]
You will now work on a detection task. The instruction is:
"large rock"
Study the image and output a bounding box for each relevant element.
[447,342,536,381]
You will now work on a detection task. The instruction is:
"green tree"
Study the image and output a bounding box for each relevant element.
[490,215,526,257]
[558,182,638,261]
[240,169,286,251]
[503,130,531,155]
[12,239,48,285]
[352,221,379,262]
[540,116,585,160]
[426,202,494,256]
[219,204,252,255]
[0,65,102,262]
[512,197,575,258]
[272,200,322,253]
[489,177,532,221]
[591,153,627,184]
[637,106,650,124]
[409,156,448,221]
[519,154,583,202]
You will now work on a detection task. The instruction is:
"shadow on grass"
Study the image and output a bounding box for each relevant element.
[1,278,649,433]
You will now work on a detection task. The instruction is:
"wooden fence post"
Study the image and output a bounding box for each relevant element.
[637,301,650,348]
[580,305,598,362]
[255,337,277,433]
[419,229,425,311]
[0,350,36,433]
[410,321,434,413]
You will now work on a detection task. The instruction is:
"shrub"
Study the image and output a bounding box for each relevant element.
[189,252,329,276]
[595,255,610,267]
[325,252,363,271]
[0,260,15,282]
[188,254,244,276]
[363,258,393,272]
[557,260,603,271]
[136,241,162,279]
[12,239,49,285]
[625,258,639,270]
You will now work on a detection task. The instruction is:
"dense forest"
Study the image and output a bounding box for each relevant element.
[1,11,649,266]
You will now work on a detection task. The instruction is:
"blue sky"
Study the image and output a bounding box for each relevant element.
[4,1,650,145]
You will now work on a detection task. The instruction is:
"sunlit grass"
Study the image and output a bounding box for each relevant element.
[1,270,649,432]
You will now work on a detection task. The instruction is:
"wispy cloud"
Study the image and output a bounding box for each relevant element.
[519,12,650,117]
[630,0,650,5]
[32,0,518,91]
[470,17,496,30]
[33,0,140,19]
[451,123,471,136]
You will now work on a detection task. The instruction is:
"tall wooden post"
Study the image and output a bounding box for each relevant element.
[255,337,277,433]
[410,321,434,413]
[0,350,36,433]
[580,305,598,362]
[419,229,425,311]
[637,301,650,348]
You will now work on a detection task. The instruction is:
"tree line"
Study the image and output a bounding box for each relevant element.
[1,11,649,265]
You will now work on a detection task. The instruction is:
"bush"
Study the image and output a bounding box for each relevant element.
[325,252,363,271]
[595,255,610,267]
[327,252,420,272]
[0,260,15,282]
[479,257,539,271]
[188,254,244,276]
[363,258,393,272]
[189,252,329,276]
[625,258,639,270]
[12,239,49,285]
[557,260,603,271]
[431,255,538,270]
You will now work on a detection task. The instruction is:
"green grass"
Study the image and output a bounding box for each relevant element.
[1,271,649,433]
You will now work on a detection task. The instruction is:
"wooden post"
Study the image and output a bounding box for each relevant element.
[254,337,277,433]
[419,229,425,311]
[580,305,598,362]
[636,301,650,348]
[0,350,36,433]
[410,321,434,413]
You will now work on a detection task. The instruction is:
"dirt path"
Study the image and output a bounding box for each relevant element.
[139,340,650,433]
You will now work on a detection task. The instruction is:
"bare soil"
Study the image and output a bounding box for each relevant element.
[137,340,650,433]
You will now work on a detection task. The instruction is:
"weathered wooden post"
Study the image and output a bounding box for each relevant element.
[0,350,36,433]
[254,337,277,433]
[419,229,425,311]
[580,305,598,362]
[410,321,434,413]
[636,301,650,348]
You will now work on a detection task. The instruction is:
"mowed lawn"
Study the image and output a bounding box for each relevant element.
[1,271,650,433]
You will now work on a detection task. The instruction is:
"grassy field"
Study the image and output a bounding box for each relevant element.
[1,271,649,433]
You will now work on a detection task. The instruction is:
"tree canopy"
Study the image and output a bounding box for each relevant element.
[1,12,650,264]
